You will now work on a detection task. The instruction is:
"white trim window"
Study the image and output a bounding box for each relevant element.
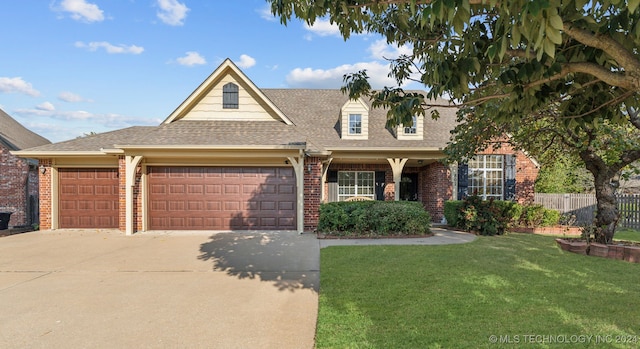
[348,114,362,135]
[469,155,504,200]
[403,115,417,134]
[338,171,375,201]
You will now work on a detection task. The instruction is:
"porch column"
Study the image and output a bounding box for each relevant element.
[320,158,333,202]
[288,152,305,234]
[125,155,143,236]
[387,158,408,201]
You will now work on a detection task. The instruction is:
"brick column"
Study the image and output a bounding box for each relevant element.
[38,159,52,230]
[304,157,322,231]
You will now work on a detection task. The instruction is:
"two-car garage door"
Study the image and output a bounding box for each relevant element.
[58,166,296,230]
[148,167,296,230]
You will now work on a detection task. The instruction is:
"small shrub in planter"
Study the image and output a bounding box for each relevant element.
[317,201,431,237]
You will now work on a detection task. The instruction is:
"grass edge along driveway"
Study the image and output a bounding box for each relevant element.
[316,233,640,349]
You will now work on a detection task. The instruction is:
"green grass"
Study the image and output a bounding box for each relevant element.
[614,228,640,243]
[317,234,640,348]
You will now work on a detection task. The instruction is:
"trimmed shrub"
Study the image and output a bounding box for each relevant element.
[318,201,431,237]
[445,196,561,235]
[444,200,464,227]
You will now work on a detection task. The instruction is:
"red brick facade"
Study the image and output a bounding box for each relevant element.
[0,144,40,228]
[36,149,537,233]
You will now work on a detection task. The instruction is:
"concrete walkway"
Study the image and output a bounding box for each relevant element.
[0,227,474,349]
[319,227,477,248]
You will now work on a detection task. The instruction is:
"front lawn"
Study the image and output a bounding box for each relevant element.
[317,233,640,348]
[614,228,640,243]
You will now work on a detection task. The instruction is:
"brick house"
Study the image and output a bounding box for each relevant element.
[1,108,50,228]
[14,59,538,234]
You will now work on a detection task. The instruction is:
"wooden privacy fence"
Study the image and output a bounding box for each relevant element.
[534,193,640,229]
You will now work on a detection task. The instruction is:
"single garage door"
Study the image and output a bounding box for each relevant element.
[148,167,296,230]
[58,168,119,228]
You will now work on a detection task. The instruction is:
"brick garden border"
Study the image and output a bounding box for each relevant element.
[556,238,640,263]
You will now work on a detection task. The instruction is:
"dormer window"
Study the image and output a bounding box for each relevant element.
[341,98,369,140]
[397,115,423,140]
[403,116,418,134]
[349,114,362,135]
[223,83,239,109]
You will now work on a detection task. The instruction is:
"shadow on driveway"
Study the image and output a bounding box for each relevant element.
[198,231,320,292]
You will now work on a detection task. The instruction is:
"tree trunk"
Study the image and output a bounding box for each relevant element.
[580,149,620,244]
[592,174,619,244]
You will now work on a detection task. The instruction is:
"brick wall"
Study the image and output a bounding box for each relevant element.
[304,157,322,231]
[421,162,452,222]
[478,144,539,203]
[38,159,52,230]
[0,144,40,227]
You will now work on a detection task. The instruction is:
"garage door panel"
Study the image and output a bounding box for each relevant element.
[149,166,296,230]
[59,168,119,229]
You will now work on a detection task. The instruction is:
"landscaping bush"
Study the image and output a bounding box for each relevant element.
[317,201,431,237]
[445,196,560,235]
[444,200,464,227]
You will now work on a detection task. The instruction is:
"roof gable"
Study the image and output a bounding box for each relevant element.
[0,108,50,150]
[163,59,293,125]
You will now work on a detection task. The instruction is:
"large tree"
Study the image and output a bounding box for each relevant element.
[269,0,640,243]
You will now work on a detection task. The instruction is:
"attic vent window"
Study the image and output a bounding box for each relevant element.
[348,114,362,134]
[223,83,239,109]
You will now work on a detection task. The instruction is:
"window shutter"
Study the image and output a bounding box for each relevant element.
[457,163,468,200]
[375,171,386,201]
[504,154,516,201]
[326,170,338,183]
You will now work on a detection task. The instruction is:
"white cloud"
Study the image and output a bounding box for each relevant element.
[57,0,104,22]
[36,102,56,111]
[58,91,91,103]
[258,4,276,21]
[286,61,397,89]
[237,54,256,69]
[0,77,40,97]
[15,107,161,127]
[176,51,206,66]
[15,109,162,142]
[304,19,341,38]
[157,0,189,26]
[75,41,144,54]
[368,39,413,60]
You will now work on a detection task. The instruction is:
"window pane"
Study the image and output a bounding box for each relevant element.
[337,171,375,200]
[468,155,504,200]
[404,116,417,134]
[349,114,362,134]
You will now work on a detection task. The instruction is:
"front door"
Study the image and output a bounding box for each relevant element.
[400,173,419,201]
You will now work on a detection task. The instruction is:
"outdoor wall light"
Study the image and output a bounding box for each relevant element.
[40,167,47,175]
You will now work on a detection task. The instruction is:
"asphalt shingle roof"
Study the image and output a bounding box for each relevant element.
[0,108,50,150]
[17,89,459,154]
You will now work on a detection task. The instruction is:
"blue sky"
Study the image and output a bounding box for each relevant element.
[0,0,414,143]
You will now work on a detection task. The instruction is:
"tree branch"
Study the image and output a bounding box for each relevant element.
[563,23,640,88]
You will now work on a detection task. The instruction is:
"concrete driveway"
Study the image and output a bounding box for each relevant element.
[0,230,319,349]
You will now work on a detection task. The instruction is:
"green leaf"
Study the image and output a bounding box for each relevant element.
[511,25,522,46]
[546,26,563,44]
[548,14,564,30]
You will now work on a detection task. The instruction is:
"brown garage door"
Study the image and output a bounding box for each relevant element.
[148,167,296,230]
[58,168,119,228]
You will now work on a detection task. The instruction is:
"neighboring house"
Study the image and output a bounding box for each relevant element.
[0,108,51,228]
[14,59,538,234]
